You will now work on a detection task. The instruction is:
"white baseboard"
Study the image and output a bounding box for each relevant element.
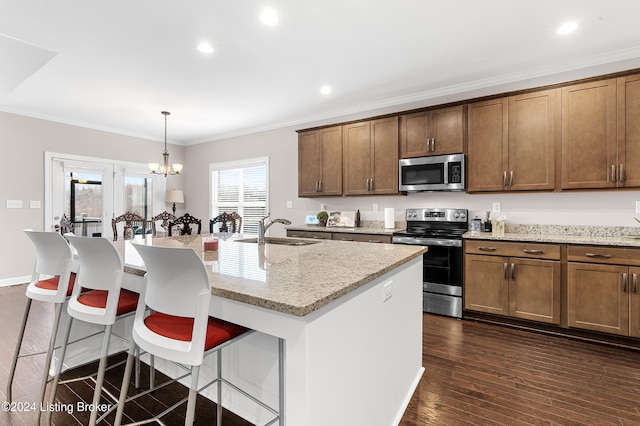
[0,276,29,288]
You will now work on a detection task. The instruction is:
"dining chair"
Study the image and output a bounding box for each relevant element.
[48,235,140,426]
[57,213,75,234]
[114,243,282,426]
[168,212,202,236]
[151,210,176,237]
[209,212,242,234]
[7,230,77,423]
[112,211,146,241]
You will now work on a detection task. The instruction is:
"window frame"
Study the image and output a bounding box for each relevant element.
[209,157,269,236]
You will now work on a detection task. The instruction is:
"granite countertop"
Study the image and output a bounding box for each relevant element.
[463,224,640,248]
[117,234,425,317]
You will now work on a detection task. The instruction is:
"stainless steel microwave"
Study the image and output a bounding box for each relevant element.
[399,154,466,192]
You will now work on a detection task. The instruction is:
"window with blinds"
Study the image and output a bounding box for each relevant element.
[210,157,268,235]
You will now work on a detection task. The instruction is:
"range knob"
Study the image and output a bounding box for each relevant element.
[453,212,459,218]
[459,212,466,219]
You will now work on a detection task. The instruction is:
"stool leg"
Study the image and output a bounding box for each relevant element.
[41,303,66,425]
[186,365,200,426]
[46,312,73,424]
[114,342,136,426]
[217,351,222,426]
[89,324,112,426]
[6,298,32,403]
[279,338,285,426]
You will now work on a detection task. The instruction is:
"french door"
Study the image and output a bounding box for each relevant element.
[46,152,166,239]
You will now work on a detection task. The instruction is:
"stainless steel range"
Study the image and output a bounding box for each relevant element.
[392,208,468,318]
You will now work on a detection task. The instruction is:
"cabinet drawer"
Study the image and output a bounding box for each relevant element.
[465,240,560,260]
[332,233,392,244]
[286,230,331,240]
[567,246,640,266]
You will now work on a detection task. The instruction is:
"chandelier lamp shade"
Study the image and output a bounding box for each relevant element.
[148,111,183,177]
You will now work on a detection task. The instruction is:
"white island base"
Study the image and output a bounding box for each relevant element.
[56,249,423,426]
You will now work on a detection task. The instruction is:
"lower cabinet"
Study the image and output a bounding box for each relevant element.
[286,230,391,244]
[567,246,640,337]
[464,241,561,324]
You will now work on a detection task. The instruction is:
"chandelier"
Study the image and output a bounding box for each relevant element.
[148,111,183,176]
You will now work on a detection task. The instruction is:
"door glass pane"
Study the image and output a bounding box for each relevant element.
[66,172,103,236]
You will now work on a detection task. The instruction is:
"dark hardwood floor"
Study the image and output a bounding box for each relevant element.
[1,282,640,425]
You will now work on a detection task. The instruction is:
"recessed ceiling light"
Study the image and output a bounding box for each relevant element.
[260,8,279,26]
[197,42,214,54]
[557,21,578,35]
[320,85,332,95]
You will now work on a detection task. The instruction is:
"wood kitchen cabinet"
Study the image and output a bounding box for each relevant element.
[343,116,399,195]
[286,230,392,244]
[567,246,640,337]
[467,89,557,192]
[298,126,343,197]
[464,241,561,324]
[616,73,640,188]
[399,105,464,158]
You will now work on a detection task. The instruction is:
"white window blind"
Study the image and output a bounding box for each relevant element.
[211,157,268,235]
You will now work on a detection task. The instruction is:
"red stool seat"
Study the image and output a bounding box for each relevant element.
[77,289,139,315]
[35,272,77,296]
[144,312,248,350]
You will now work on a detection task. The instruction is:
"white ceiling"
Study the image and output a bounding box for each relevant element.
[2,0,640,145]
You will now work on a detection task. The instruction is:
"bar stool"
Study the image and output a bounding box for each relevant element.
[114,242,283,426]
[49,235,139,426]
[6,230,77,420]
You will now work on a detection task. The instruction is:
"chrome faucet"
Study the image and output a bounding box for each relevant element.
[258,214,292,244]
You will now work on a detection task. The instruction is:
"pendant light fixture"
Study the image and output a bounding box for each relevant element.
[148,111,183,176]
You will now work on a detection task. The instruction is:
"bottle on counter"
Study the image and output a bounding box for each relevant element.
[355,210,361,227]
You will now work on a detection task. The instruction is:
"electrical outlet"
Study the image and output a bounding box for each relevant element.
[6,200,22,209]
[383,281,392,302]
[286,201,293,209]
[373,203,379,212]
[30,200,41,209]
[492,202,501,213]
[320,203,327,211]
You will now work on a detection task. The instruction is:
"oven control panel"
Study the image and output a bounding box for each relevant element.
[405,208,467,222]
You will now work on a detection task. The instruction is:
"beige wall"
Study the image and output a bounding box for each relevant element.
[3,105,640,284]
[0,111,184,283]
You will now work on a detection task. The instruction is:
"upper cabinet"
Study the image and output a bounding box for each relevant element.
[561,74,640,190]
[298,126,343,197]
[561,79,618,189]
[399,105,464,158]
[467,89,558,192]
[343,116,399,195]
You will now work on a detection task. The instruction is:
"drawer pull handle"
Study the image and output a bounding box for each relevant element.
[523,249,544,254]
[585,253,611,258]
[504,263,508,279]
[313,236,325,239]
[290,234,301,237]
[511,263,515,280]
[623,273,628,292]
[368,240,381,243]
[478,246,496,251]
[340,238,354,241]
[502,171,507,187]
[611,164,616,183]
[633,274,638,293]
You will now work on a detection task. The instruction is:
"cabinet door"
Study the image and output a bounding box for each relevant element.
[431,105,464,155]
[298,130,322,196]
[617,74,640,188]
[343,121,371,195]
[318,126,343,195]
[561,79,617,189]
[567,262,629,336]
[370,116,399,195]
[508,258,560,324]
[399,111,430,158]
[630,267,640,338]
[467,98,509,192]
[508,90,557,191]
[464,254,509,315]
[298,127,343,197]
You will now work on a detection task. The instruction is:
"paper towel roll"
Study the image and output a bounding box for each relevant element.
[384,208,395,229]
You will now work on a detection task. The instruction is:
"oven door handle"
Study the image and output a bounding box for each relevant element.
[392,236,462,247]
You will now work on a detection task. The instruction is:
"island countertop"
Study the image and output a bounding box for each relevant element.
[117,234,426,317]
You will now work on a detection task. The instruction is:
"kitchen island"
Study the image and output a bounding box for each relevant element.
[62,234,426,426]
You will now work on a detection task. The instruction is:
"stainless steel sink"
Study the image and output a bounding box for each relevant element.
[234,237,321,246]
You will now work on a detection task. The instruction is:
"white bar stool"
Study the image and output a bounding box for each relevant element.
[6,230,77,423]
[49,235,140,426]
[114,242,283,426]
